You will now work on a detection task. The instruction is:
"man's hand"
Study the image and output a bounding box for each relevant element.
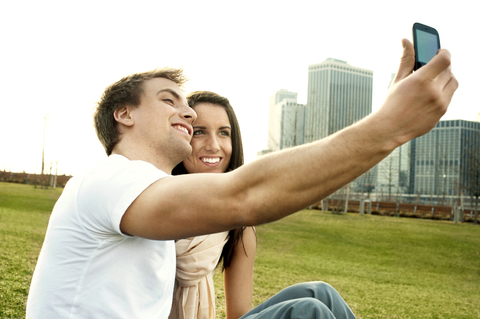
[373,38,458,148]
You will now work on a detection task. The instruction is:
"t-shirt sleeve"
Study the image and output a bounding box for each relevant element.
[77,158,169,237]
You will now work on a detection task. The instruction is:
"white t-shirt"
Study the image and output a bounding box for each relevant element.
[26,155,175,319]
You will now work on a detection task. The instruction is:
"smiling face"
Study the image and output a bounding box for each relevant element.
[127,77,196,170]
[182,103,232,174]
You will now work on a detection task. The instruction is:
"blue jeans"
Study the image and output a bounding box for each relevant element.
[240,282,356,319]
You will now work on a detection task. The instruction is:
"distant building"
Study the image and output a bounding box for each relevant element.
[412,119,480,198]
[274,99,305,150]
[305,58,373,143]
[376,142,411,199]
[267,90,305,151]
[374,120,480,201]
[304,58,373,192]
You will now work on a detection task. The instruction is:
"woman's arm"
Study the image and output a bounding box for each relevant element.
[224,227,257,319]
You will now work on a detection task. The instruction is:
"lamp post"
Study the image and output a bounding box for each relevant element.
[40,114,48,188]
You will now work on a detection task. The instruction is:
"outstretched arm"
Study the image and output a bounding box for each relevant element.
[121,39,458,240]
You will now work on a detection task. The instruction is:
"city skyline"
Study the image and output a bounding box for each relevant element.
[266,60,479,199]
[266,58,377,193]
[1,1,478,176]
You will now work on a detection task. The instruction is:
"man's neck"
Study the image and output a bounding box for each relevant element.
[111,148,175,174]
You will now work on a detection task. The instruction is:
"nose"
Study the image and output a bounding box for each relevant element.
[180,104,197,125]
[205,134,220,153]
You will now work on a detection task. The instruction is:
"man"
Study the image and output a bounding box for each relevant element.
[26,39,457,318]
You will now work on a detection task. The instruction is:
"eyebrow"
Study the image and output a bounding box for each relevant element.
[193,125,231,130]
[156,88,182,100]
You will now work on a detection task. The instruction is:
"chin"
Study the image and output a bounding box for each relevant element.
[181,144,193,158]
[171,146,192,168]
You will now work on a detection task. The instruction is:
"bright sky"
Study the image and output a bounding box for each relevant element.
[1,0,478,176]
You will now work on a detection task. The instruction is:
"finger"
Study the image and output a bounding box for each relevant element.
[440,71,459,104]
[432,73,458,119]
[436,64,457,90]
[427,63,458,116]
[444,73,459,95]
[415,49,452,81]
[394,38,415,82]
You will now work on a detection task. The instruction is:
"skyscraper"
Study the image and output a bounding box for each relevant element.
[304,58,373,192]
[305,58,373,143]
[267,89,301,151]
[275,99,305,150]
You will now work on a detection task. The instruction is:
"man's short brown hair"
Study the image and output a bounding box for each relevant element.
[94,68,187,155]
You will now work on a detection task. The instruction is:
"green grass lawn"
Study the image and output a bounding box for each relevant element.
[1,182,479,318]
[215,211,480,318]
[0,182,62,319]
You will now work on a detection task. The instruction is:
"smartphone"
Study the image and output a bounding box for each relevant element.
[412,23,441,70]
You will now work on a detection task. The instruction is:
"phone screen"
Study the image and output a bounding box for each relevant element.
[413,23,440,70]
[415,29,439,64]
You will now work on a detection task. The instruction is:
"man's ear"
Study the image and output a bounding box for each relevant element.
[114,105,134,127]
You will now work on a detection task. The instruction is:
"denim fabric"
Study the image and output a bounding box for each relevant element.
[240,282,356,319]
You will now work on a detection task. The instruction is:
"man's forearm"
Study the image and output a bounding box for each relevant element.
[231,112,395,225]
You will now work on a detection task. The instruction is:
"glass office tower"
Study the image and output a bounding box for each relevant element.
[413,120,480,198]
[305,58,373,192]
[305,58,373,143]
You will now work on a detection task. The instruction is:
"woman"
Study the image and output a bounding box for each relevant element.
[169,91,356,319]
[169,91,256,319]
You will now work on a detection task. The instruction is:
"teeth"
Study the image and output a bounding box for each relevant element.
[175,125,189,134]
[202,158,220,164]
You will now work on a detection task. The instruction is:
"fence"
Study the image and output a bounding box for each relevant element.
[311,199,478,223]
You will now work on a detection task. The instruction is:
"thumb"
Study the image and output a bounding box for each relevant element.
[394,38,415,83]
